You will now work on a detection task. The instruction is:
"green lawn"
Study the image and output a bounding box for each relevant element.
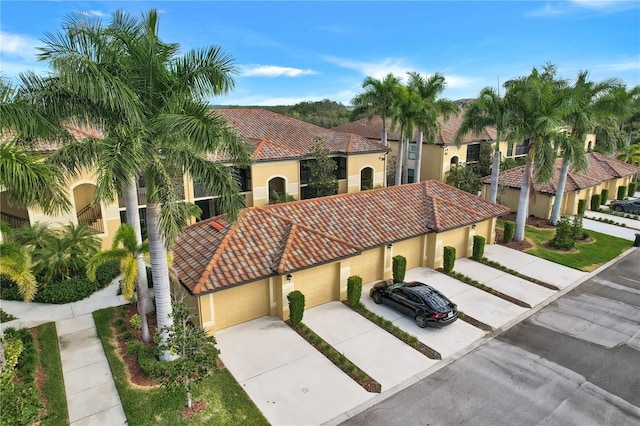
[499,222,633,271]
[93,307,269,426]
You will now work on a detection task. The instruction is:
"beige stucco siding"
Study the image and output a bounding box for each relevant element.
[346,153,386,192]
[439,227,471,259]
[292,263,340,308]
[251,160,299,207]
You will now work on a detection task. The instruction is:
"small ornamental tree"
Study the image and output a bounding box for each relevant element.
[617,186,627,200]
[155,300,220,408]
[571,215,584,239]
[392,255,407,283]
[346,275,363,307]
[577,199,586,216]
[443,246,456,273]
[472,235,486,260]
[307,138,338,198]
[628,182,637,197]
[503,222,515,243]
[550,216,574,250]
[590,194,601,211]
[600,189,609,205]
[287,290,305,326]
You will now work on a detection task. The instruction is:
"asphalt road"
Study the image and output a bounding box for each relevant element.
[341,249,640,426]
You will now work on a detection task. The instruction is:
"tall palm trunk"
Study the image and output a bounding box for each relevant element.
[147,203,176,361]
[549,158,570,225]
[489,144,501,203]
[124,180,151,343]
[414,131,423,182]
[395,137,405,186]
[514,160,533,241]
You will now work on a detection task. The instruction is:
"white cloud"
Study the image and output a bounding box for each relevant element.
[528,0,639,16]
[0,32,40,60]
[325,56,411,81]
[240,65,317,77]
[78,10,108,18]
[570,0,636,10]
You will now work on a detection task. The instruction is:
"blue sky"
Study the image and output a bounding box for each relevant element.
[1,1,639,106]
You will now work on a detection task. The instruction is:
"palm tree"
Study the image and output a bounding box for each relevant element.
[407,72,459,182]
[88,223,150,340]
[34,9,251,360]
[0,79,70,216]
[454,86,508,203]
[594,84,640,154]
[0,222,37,302]
[549,71,619,225]
[351,74,402,148]
[391,85,422,185]
[503,64,571,241]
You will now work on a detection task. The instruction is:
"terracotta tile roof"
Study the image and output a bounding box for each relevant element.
[173,180,509,295]
[216,109,388,162]
[331,111,496,145]
[483,153,639,195]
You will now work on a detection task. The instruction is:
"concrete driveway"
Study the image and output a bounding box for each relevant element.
[215,316,374,426]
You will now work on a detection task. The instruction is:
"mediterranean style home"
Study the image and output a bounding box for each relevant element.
[171,180,510,334]
[483,152,639,218]
[0,109,388,249]
[332,111,598,186]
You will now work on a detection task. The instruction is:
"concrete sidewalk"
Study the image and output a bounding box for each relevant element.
[1,279,128,425]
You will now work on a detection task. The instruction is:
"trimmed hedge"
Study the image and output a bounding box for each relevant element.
[346,275,363,307]
[472,235,485,260]
[577,199,586,216]
[590,194,601,211]
[287,290,305,326]
[443,246,456,273]
[503,222,515,243]
[392,255,407,283]
[617,186,627,200]
[600,189,608,205]
[629,182,637,197]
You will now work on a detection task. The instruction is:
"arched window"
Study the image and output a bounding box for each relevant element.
[268,177,286,203]
[450,156,459,165]
[360,167,374,190]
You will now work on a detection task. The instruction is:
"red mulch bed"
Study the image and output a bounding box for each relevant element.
[115,304,159,388]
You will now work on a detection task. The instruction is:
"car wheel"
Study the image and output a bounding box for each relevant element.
[372,291,382,304]
[415,314,428,328]
[615,206,624,212]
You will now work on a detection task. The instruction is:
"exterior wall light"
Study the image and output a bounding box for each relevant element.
[286,274,292,282]
[386,243,393,249]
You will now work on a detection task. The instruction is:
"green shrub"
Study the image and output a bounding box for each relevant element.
[550,216,575,250]
[577,199,586,216]
[571,215,583,239]
[590,194,601,210]
[600,189,608,205]
[392,255,407,283]
[93,260,120,286]
[1,329,42,426]
[34,277,104,304]
[130,313,142,330]
[617,186,627,200]
[628,182,637,197]
[287,290,305,326]
[503,222,515,243]
[443,246,456,273]
[472,235,485,260]
[346,275,363,307]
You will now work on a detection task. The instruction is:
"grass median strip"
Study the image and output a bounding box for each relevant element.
[473,257,559,291]
[37,322,68,426]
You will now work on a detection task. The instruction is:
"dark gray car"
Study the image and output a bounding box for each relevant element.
[610,199,640,214]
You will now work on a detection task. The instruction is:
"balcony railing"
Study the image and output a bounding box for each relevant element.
[1,212,29,229]
[77,205,104,234]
